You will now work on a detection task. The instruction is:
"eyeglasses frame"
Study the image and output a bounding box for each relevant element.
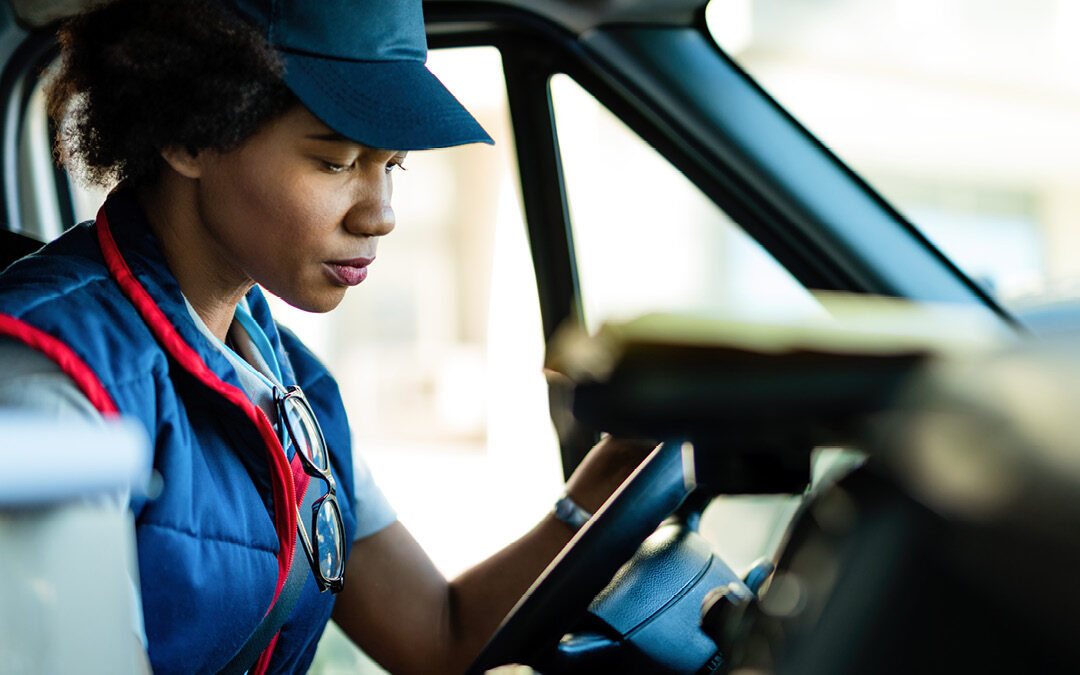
[276,384,345,594]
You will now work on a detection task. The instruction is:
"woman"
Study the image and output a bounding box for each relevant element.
[0,0,652,673]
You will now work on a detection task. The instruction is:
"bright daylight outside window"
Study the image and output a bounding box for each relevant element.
[549,75,820,333]
[707,0,1080,332]
[550,73,814,574]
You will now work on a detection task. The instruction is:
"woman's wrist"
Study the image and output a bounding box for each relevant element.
[552,493,592,532]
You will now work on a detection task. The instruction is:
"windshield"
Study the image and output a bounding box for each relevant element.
[707,0,1080,333]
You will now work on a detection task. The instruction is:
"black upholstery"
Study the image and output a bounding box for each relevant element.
[1,229,43,269]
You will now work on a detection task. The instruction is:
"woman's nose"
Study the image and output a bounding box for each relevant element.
[343,180,395,237]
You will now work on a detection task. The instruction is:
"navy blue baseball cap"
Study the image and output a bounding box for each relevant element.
[220,0,493,150]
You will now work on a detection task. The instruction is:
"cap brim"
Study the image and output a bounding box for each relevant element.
[281,52,494,151]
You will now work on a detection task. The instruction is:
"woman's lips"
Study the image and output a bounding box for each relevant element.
[324,257,373,287]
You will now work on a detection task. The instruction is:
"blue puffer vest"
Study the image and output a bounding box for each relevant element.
[0,190,359,674]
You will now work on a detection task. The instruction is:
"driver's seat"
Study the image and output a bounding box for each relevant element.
[1,229,44,270]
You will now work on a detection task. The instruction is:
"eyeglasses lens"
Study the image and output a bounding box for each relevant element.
[283,396,329,470]
[315,500,343,579]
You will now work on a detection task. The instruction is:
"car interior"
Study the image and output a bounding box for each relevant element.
[2,1,1079,674]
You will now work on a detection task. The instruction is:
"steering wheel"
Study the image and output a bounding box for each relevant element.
[465,441,695,674]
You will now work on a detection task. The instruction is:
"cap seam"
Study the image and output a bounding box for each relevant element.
[269,0,279,46]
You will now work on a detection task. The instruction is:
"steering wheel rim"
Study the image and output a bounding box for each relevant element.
[466,441,694,674]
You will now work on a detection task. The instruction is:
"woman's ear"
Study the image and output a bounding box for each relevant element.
[159,145,203,179]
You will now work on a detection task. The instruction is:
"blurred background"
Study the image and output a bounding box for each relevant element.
[707,0,1080,316]
[47,0,1080,670]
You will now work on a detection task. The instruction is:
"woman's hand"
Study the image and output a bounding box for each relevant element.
[564,434,659,515]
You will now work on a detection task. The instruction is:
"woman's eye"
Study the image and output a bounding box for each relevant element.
[385,159,407,175]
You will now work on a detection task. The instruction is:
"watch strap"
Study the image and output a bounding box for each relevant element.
[553,493,592,531]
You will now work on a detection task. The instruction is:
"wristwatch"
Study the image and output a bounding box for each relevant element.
[553,493,593,531]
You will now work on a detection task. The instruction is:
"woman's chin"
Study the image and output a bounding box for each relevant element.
[272,286,348,314]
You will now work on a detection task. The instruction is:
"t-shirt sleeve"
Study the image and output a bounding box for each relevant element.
[351,451,398,541]
[0,337,107,420]
[0,338,149,650]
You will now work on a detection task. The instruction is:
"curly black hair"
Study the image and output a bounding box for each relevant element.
[46,0,297,188]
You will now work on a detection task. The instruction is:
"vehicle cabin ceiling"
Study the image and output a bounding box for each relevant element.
[425,0,705,34]
[7,0,707,33]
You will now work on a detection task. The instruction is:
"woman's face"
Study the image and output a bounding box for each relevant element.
[191,105,405,313]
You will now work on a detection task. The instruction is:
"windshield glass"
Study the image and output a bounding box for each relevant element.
[706,0,1080,333]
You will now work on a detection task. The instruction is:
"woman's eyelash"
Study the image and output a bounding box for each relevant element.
[321,159,405,174]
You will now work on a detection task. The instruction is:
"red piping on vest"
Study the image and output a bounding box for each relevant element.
[0,314,120,417]
[94,205,307,672]
[252,452,312,675]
